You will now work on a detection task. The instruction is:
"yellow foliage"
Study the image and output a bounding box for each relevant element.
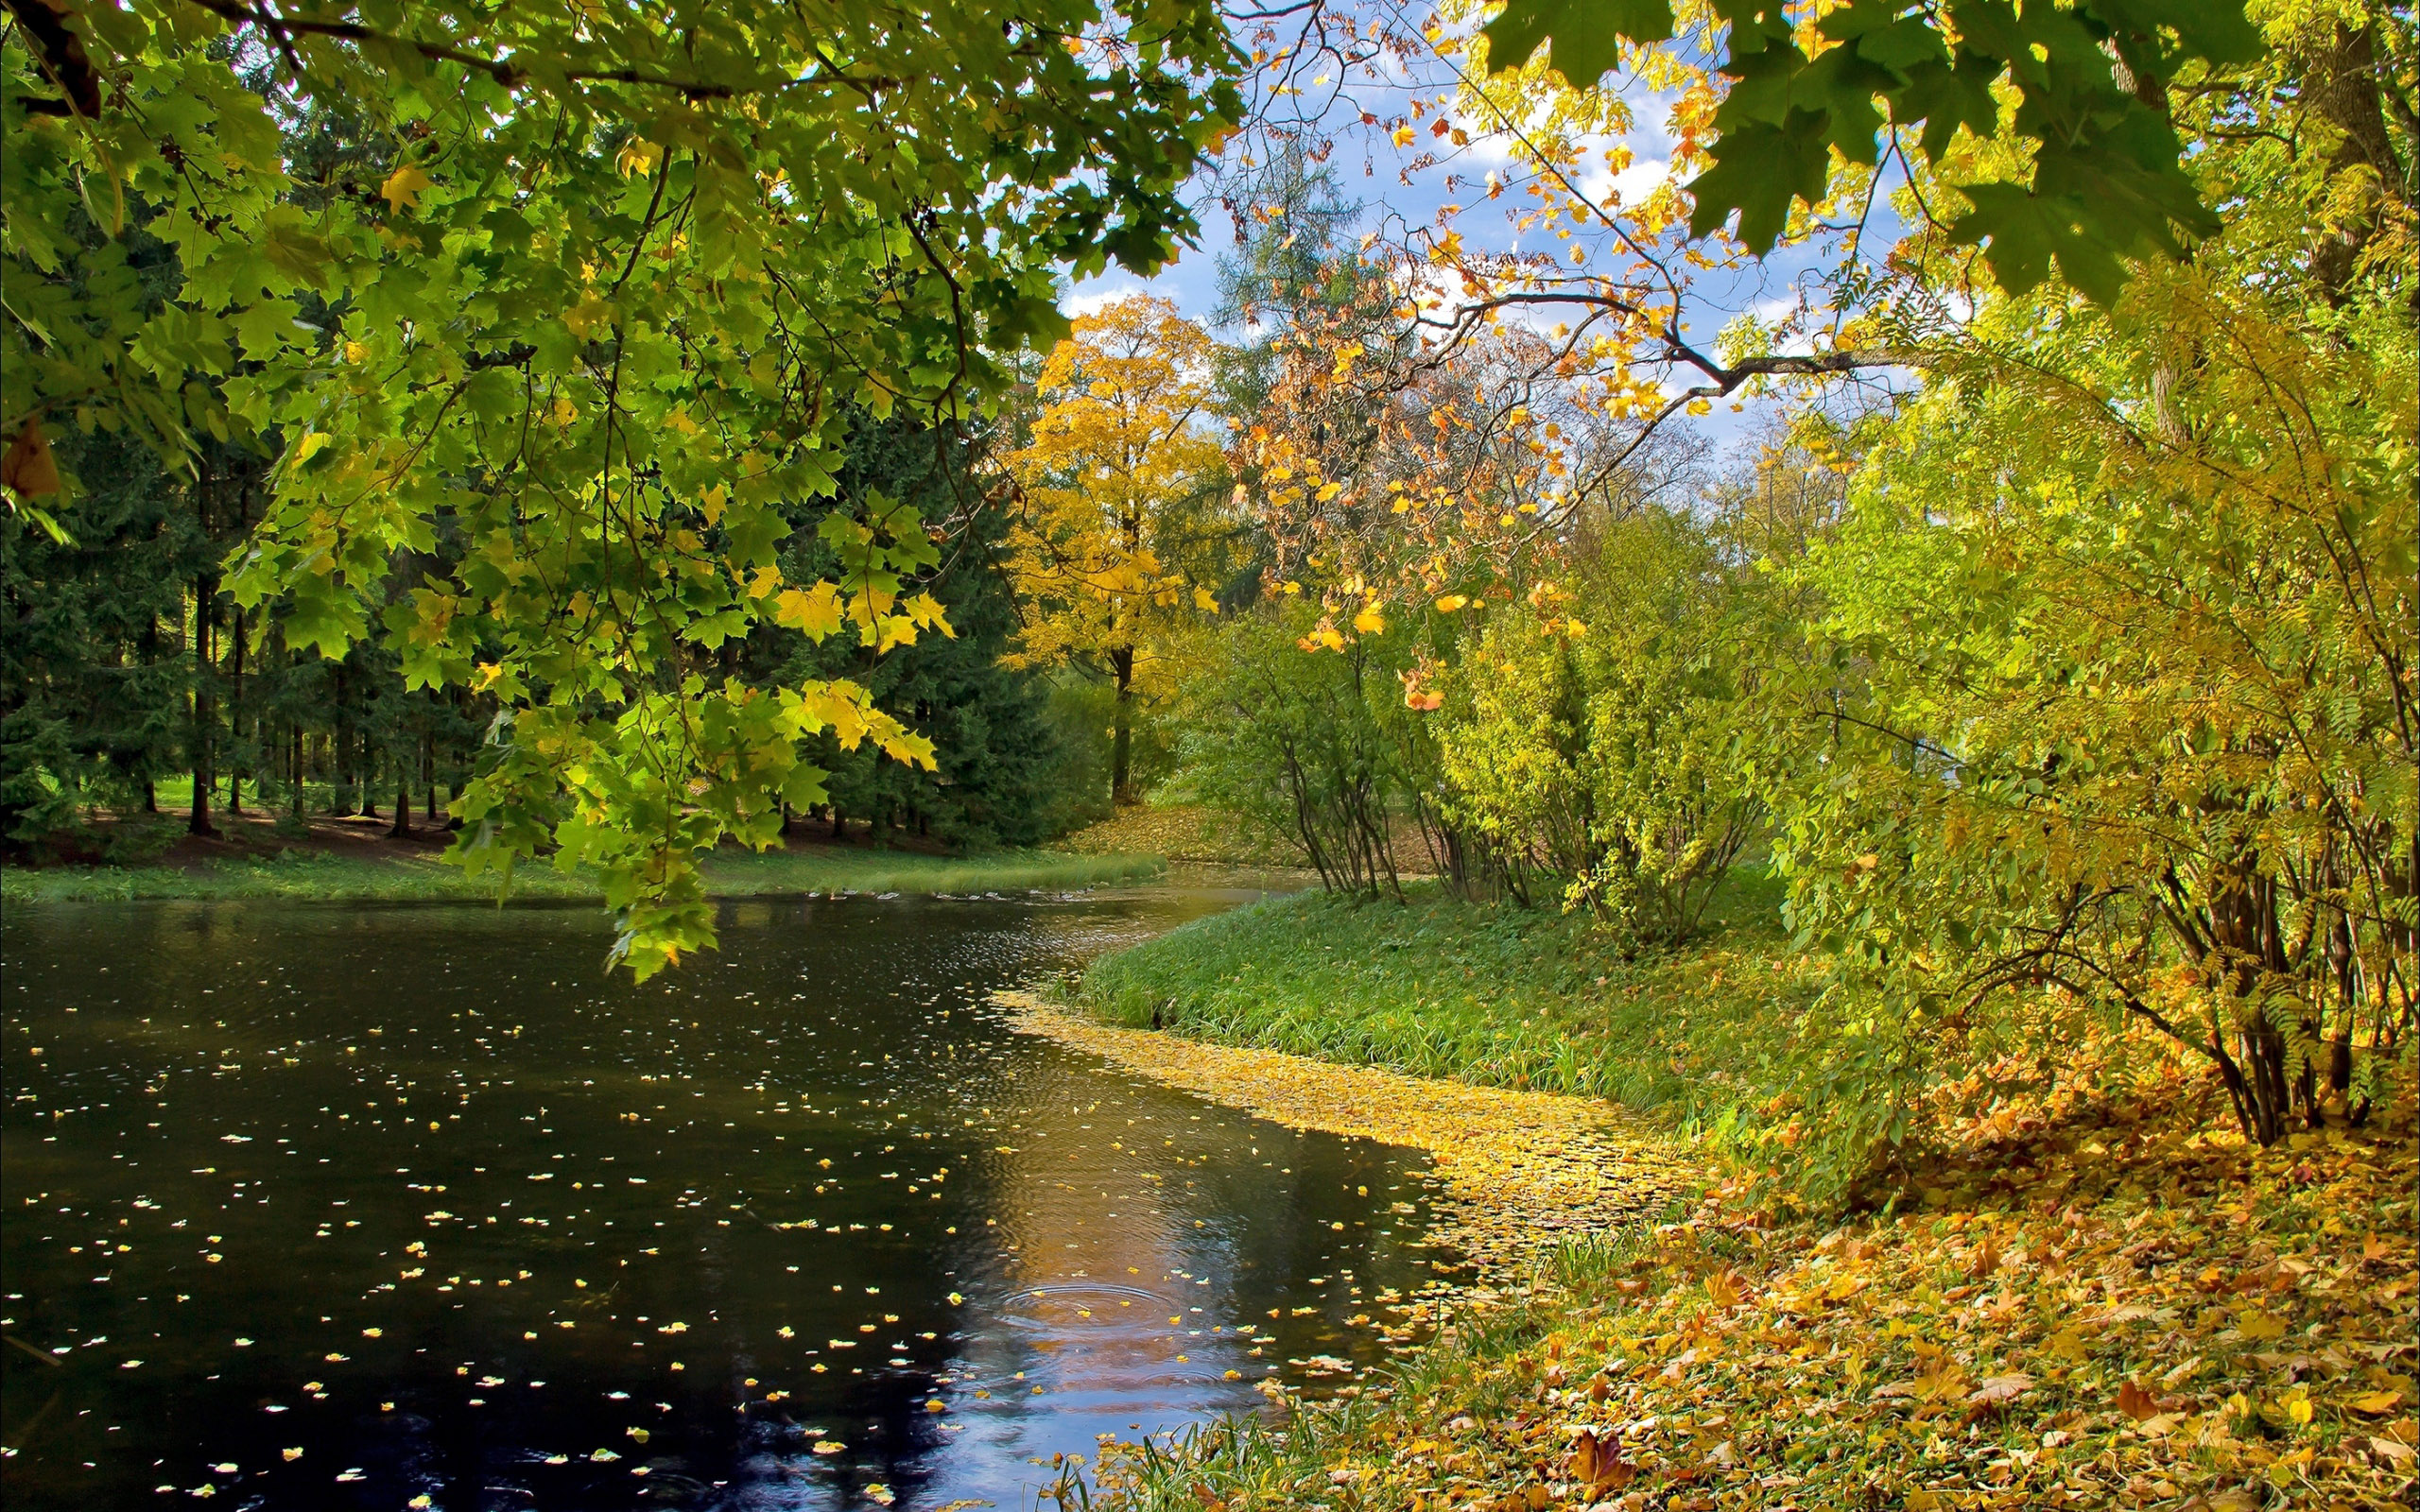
[772,582,844,642]
[1003,294,1226,709]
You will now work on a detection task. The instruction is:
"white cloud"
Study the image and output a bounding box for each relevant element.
[1575,153,1670,207]
[1059,278,1152,317]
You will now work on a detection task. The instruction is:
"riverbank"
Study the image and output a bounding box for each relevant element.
[0,843,1164,905]
[1083,1086,2417,1512]
[1071,876,1822,1162]
[1055,881,2419,1512]
[994,989,1693,1279]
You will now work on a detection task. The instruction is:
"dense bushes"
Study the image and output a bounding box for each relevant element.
[1182,603,1444,897]
[1435,507,1756,941]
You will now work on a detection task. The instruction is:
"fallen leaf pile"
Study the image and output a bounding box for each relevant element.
[1080,1089,2418,1512]
[1052,805,1314,868]
[995,990,1688,1278]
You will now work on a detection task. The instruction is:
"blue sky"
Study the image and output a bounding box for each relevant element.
[1060,23,1908,464]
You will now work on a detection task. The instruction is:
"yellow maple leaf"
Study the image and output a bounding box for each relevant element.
[615,140,664,179]
[380,165,432,215]
[902,591,956,638]
[773,583,845,642]
[879,729,938,771]
[562,297,614,339]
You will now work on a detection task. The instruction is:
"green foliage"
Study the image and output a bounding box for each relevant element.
[1433,507,1756,942]
[4,0,1239,973]
[1433,608,1597,893]
[0,424,205,833]
[1761,12,2417,1145]
[1182,602,1440,896]
[1479,0,2263,299]
[751,412,1064,849]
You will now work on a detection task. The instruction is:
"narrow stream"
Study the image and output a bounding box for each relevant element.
[2,885,1466,1511]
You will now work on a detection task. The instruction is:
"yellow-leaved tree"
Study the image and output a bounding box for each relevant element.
[1006,295,1227,803]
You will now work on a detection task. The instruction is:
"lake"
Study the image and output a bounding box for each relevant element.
[1,885,1465,1511]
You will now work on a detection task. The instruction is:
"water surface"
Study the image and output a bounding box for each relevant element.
[2,886,1461,1511]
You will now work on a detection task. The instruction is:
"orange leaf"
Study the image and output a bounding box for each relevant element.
[3,419,60,499]
[1569,1430,1601,1484]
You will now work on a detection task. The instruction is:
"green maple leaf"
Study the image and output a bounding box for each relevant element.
[1687,116,1830,251]
[1479,0,1675,83]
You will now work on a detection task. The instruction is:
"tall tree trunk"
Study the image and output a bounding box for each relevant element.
[422,730,437,820]
[225,603,245,816]
[1110,644,1135,806]
[189,576,217,836]
[389,765,411,838]
[333,668,355,816]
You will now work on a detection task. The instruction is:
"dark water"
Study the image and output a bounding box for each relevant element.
[1,887,1461,1511]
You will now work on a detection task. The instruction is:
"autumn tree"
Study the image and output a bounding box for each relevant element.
[1004,295,1229,805]
[1756,4,2417,1148]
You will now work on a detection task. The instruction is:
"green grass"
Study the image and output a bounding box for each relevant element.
[1074,868,1824,1133]
[0,846,1164,905]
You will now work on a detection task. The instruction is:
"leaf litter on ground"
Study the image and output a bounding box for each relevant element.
[1004,989,2418,1512]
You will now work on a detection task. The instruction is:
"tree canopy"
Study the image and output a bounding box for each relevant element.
[4,0,1239,972]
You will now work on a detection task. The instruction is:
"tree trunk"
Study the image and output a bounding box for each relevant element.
[422,730,437,819]
[225,603,245,816]
[333,668,355,816]
[189,577,217,836]
[1110,644,1135,806]
[389,767,411,838]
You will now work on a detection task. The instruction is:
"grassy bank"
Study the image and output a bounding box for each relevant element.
[1076,872,1819,1138]
[1084,1091,2417,1512]
[1068,876,2419,1512]
[1,845,1164,906]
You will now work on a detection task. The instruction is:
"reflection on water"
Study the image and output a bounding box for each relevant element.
[1,887,1461,1511]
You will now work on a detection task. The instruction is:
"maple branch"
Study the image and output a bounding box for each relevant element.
[173,0,905,98]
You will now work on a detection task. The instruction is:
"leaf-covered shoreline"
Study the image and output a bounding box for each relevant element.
[1032,985,2419,1512]
[994,988,1693,1280]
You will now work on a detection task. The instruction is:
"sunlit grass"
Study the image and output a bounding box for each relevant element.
[1,846,1164,905]
[1076,869,1817,1130]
